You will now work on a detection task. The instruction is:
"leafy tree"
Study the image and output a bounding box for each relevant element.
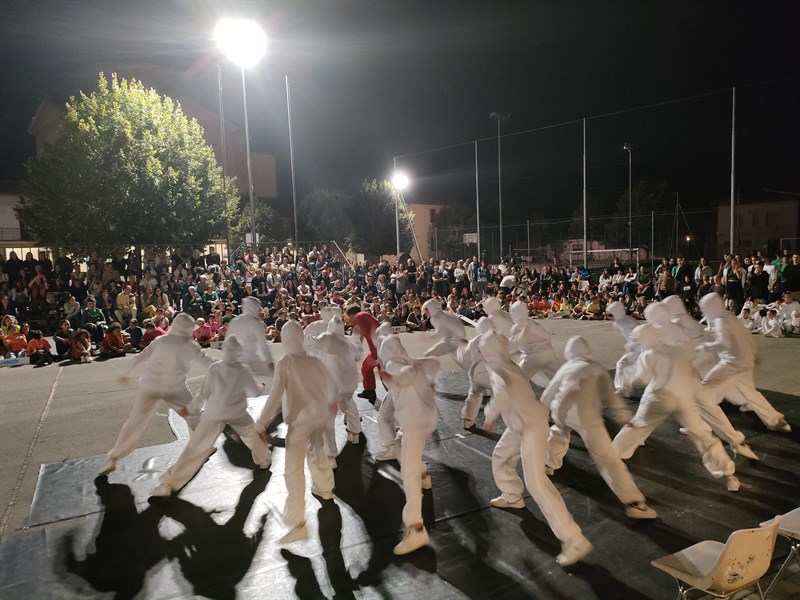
[17,73,237,255]
[348,180,414,258]
[429,203,477,259]
[229,202,292,246]
[603,180,671,250]
[298,188,355,242]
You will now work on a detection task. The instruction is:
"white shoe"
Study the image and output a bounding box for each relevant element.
[725,476,741,492]
[739,405,753,413]
[624,502,658,520]
[149,483,173,498]
[346,430,361,444]
[421,473,432,490]
[767,417,792,433]
[733,443,759,461]
[557,537,593,567]
[375,445,399,462]
[98,458,117,476]
[393,524,429,555]
[490,495,525,509]
[279,523,308,544]
[678,427,689,435]
[462,419,475,430]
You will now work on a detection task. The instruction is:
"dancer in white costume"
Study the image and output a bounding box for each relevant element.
[482,296,513,337]
[611,324,742,492]
[99,313,214,476]
[698,293,791,432]
[256,321,335,543]
[508,300,561,384]
[542,336,657,520]
[378,334,439,555]
[306,313,362,461]
[374,322,404,461]
[149,336,271,497]
[227,296,273,376]
[479,331,593,567]
[643,302,759,460]
[422,298,466,358]
[457,317,495,430]
[606,301,641,397]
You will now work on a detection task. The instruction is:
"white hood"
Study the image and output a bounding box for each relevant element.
[509,300,529,325]
[320,305,342,323]
[564,336,591,361]
[632,323,660,350]
[606,301,627,321]
[423,298,442,316]
[327,314,344,335]
[282,320,305,355]
[483,296,502,315]
[474,316,495,335]
[379,334,412,366]
[241,296,262,318]
[375,321,394,340]
[223,335,243,364]
[699,292,725,319]
[169,313,196,338]
[644,302,671,326]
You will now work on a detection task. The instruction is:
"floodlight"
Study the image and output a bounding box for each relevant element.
[392,172,410,191]
[214,19,267,68]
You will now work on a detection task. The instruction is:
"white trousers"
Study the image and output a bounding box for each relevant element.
[612,390,735,479]
[461,367,490,423]
[546,410,645,506]
[377,391,398,448]
[160,414,270,490]
[398,427,432,528]
[322,392,362,457]
[424,339,460,358]
[107,387,200,462]
[283,423,335,528]
[614,351,640,396]
[518,350,560,384]
[693,385,746,446]
[492,426,584,546]
[703,363,784,428]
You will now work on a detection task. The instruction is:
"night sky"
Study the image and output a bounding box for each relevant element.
[1,0,798,226]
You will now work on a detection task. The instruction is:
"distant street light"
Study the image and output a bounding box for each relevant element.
[392,172,410,256]
[623,142,635,266]
[490,112,509,260]
[214,18,267,248]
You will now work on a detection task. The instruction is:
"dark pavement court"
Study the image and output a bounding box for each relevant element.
[0,370,798,599]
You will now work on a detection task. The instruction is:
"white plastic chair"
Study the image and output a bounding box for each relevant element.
[651,517,781,600]
[762,507,800,597]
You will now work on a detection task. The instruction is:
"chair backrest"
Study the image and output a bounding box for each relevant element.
[708,517,781,593]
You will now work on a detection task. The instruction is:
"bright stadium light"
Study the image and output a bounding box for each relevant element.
[214,19,267,68]
[392,172,410,191]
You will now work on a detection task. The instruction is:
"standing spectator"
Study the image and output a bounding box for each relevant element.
[723,258,746,314]
[747,262,770,305]
[694,257,714,286]
[784,252,800,299]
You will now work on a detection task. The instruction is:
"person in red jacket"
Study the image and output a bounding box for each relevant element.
[345,304,380,404]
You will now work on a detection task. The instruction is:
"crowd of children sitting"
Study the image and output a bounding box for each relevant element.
[1,244,798,365]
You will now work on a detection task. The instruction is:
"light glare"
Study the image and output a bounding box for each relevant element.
[214,19,267,68]
[392,172,410,191]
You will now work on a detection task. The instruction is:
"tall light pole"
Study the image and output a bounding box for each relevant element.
[623,142,634,266]
[392,170,409,257]
[214,18,267,249]
[490,112,509,260]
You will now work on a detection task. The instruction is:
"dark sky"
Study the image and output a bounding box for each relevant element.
[1,0,798,223]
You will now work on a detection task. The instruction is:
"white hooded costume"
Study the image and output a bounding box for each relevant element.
[378,334,439,555]
[508,300,561,384]
[150,336,270,496]
[761,313,784,338]
[256,321,335,542]
[99,313,214,475]
[306,313,362,456]
[611,323,740,491]
[482,296,514,337]
[778,297,800,332]
[606,301,640,396]
[479,331,592,567]
[641,303,758,459]
[226,296,274,375]
[542,337,656,519]
[422,298,466,358]
[698,293,791,432]
[456,317,495,429]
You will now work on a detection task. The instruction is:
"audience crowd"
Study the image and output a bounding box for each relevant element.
[1,243,799,366]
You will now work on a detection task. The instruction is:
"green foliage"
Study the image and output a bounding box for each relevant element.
[348,180,414,257]
[603,180,671,249]
[17,73,238,255]
[229,201,292,245]
[429,203,476,258]
[298,188,355,241]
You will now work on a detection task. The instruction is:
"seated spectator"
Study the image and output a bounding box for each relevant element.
[4,322,28,358]
[98,289,115,322]
[631,294,649,320]
[52,319,74,359]
[81,296,107,346]
[140,319,165,348]
[70,329,93,363]
[152,306,171,331]
[192,317,215,348]
[125,319,144,350]
[26,329,54,366]
[99,322,131,358]
[598,268,612,292]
